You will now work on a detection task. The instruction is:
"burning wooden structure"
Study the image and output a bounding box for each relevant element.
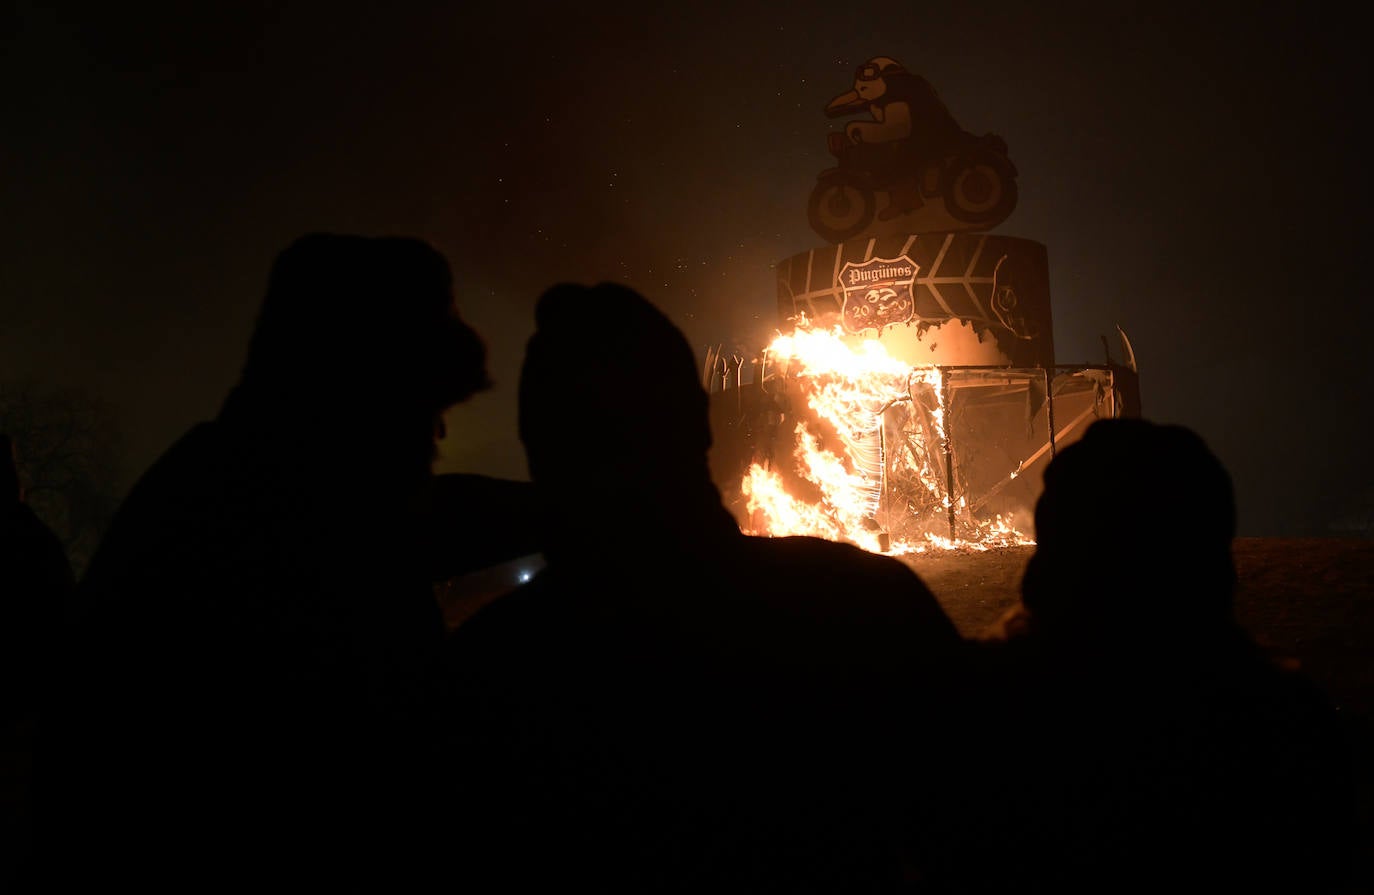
[706,231,1140,553]
[706,61,1139,553]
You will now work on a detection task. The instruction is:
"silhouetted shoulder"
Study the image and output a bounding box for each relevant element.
[737,532,921,577]
[75,422,262,610]
[445,574,558,654]
[751,532,929,579]
[740,534,957,634]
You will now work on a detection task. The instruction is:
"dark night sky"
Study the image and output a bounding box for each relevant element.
[3,1,1370,537]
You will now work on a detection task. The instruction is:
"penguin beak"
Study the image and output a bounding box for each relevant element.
[824,88,863,118]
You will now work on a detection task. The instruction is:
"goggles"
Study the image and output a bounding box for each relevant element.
[856,62,904,81]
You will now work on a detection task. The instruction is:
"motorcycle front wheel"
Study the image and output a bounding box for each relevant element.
[942,149,1018,226]
[807,178,875,243]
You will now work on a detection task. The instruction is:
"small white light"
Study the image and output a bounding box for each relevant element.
[518,570,532,583]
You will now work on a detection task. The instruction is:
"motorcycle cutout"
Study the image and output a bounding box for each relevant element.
[807,57,1019,243]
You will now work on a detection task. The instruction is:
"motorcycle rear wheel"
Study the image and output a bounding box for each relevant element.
[942,150,1018,226]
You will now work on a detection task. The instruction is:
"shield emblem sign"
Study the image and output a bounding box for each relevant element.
[838,255,919,335]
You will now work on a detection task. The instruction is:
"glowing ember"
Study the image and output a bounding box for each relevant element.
[740,320,1035,553]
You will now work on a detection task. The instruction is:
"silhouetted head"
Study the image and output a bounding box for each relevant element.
[518,282,714,513]
[240,233,490,409]
[1021,418,1238,641]
[226,233,491,482]
[1,434,20,504]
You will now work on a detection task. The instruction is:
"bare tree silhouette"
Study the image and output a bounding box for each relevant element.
[0,380,123,577]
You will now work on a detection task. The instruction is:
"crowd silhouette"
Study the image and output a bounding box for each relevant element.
[0,234,1359,892]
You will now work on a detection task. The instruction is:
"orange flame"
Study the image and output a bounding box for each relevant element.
[739,321,1033,553]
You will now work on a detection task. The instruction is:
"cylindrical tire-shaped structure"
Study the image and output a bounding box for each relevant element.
[775,231,1054,368]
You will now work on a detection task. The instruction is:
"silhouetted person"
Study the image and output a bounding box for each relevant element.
[1,434,74,888]
[443,282,963,892]
[921,418,1359,894]
[39,234,538,888]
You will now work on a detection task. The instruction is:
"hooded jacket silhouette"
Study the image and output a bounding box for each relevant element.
[40,233,538,888]
[444,282,963,892]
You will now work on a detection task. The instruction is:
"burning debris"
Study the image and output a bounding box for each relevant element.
[705,239,1139,555]
[717,321,1029,553]
[710,318,1136,554]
